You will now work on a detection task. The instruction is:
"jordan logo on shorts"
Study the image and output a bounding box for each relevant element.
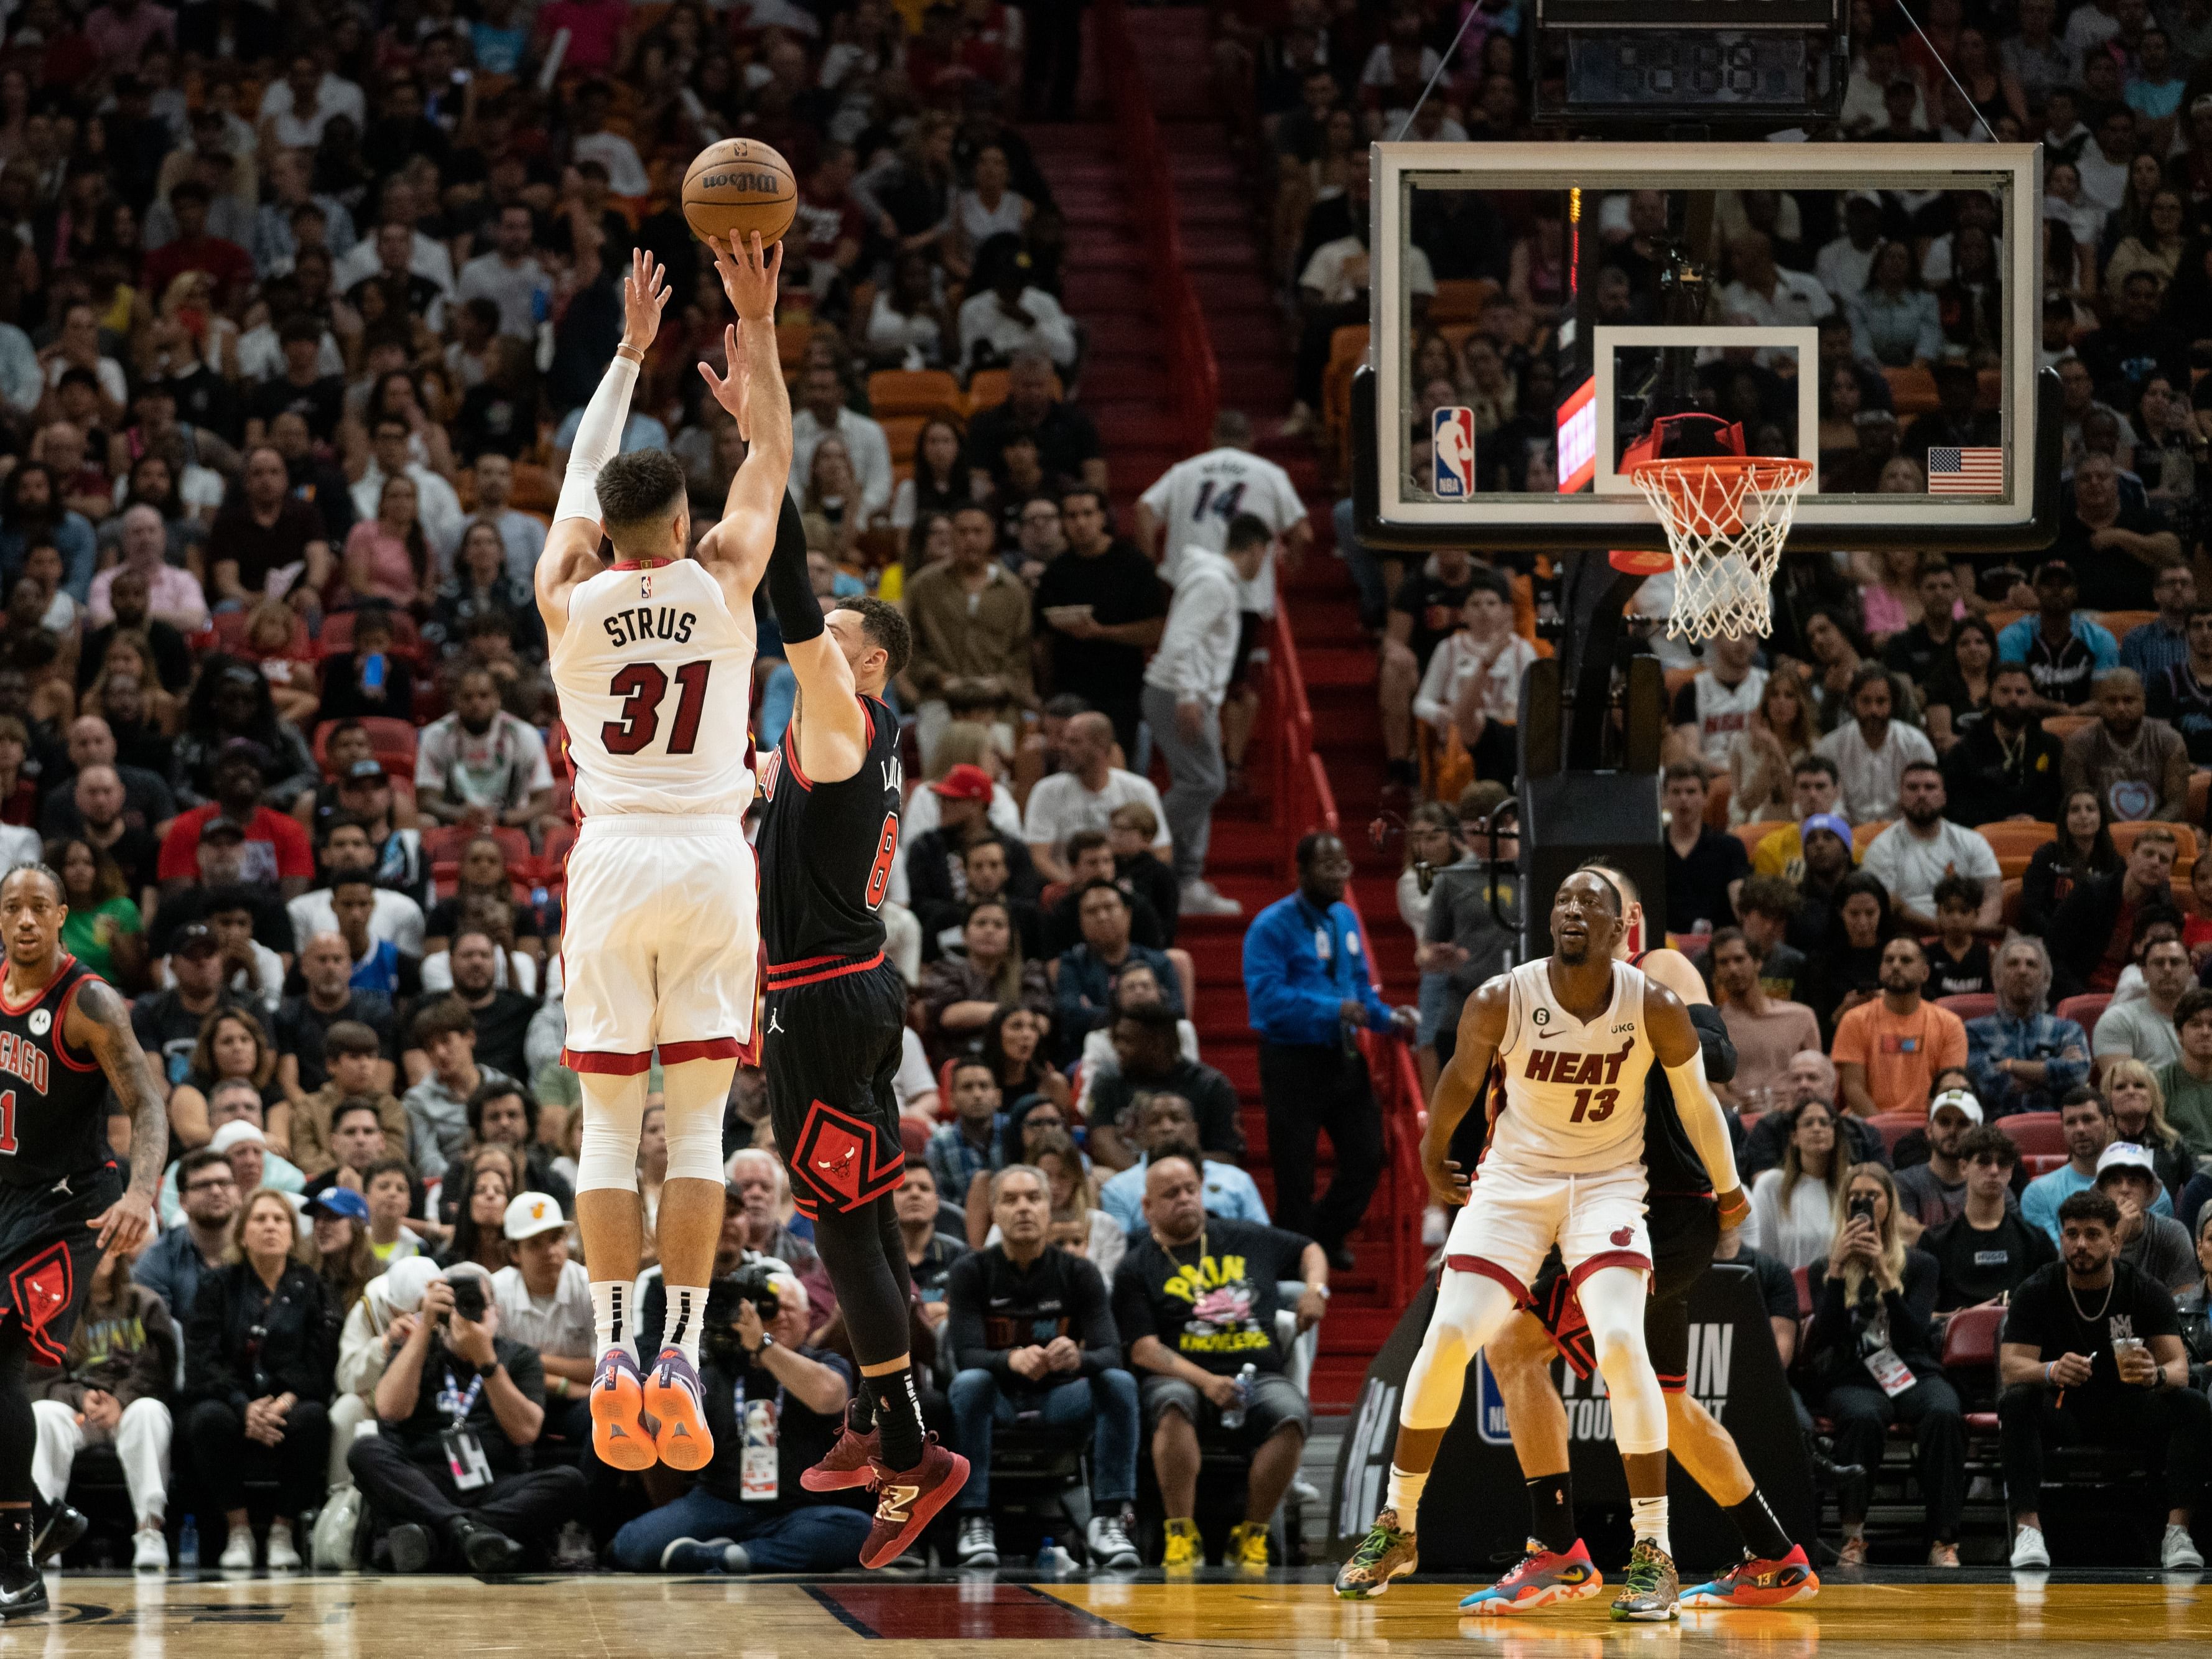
[792,1099,903,1212]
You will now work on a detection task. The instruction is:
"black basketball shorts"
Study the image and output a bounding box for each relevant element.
[1527,1192,1721,1395]
[0,1166,121,1365]
[761,958,909,1219]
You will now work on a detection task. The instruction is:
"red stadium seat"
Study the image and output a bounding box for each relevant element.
[2021,1153,2067,1178]
[1790,1265,1812,1317]
[2000,1113,2066,1156]
[2053,993,2109,1033]
[1936,993,1997,1021]
[317,608,426,664]
[1868,1113,1923,1156]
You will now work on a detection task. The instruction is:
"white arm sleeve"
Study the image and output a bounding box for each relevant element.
[1664,1048,1744,1199]
[553,352,640,526]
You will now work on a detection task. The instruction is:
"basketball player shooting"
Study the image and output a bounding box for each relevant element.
[702,337,969,1566]
[1459,861,1811,1614]
[1335,870,1745,1620]
[538,239,783,1477]
[0,865,164,1616]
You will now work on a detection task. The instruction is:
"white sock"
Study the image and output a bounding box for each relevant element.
[1383,1466,1428,1525]
[665,1284,708,1367]
[592,1280,631,1362]
[1630,1496,1671,1557]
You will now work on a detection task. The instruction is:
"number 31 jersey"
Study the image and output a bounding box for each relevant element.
[756,695,902,967]
[1487,957,1656,1178]
[550,559,758,819]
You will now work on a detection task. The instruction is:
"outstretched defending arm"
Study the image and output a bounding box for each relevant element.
[695,233,789,595]
[756,489,870,782]
[534,249,672,633]
[1645,986,1747,1227]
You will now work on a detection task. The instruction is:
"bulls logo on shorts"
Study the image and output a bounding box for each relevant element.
[9,1242,73,1364]
[790,1099,903,1215]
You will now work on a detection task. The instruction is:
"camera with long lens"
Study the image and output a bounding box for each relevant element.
[702,1263,785,1370]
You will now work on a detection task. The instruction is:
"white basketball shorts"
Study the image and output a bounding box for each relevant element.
[1442,1159,1652,1304]
[559,814,758,1073]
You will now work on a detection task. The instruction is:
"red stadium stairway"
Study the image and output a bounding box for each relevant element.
[1036,2,1416,1411]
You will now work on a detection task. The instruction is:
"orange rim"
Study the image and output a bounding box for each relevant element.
[1628,455,1816,490]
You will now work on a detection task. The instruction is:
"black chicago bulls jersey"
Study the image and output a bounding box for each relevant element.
[0,955,114,1187]
[757,694,902,969]
[1630,950,1715,1201]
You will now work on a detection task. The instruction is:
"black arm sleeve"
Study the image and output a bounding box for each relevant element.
[764,491,824,644]
[1689,1001,1738,1085]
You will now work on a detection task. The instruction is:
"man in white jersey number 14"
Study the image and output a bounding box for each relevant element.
[1334,870,1748,1620]
[534,239,788,1478]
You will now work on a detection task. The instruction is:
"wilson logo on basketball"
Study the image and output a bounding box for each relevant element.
[702,171,784,193]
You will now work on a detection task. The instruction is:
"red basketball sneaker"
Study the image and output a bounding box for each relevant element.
[1679,1545,1821,1609]
[858,1438,969,1569]
[803,1404,883,1492]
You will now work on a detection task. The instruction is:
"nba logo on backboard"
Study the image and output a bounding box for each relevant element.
[1433,406,1475,500]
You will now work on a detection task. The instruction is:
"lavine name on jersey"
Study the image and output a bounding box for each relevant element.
[601,607,700,650]
[1522,1038,1635,1085]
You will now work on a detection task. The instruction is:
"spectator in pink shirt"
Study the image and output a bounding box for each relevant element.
[88,504,207,634]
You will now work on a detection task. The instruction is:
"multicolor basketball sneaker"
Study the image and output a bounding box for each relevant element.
[644,1348,715,1472]
[1459,1538,1603,1613]
[590,1348,656,1471]
[1334,1509,1418,1599]
[1679,1545,1821,1609]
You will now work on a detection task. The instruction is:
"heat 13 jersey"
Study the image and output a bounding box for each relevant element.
[549,559,758,817]
[1487,957,1656,1178]
[756,694,903,964]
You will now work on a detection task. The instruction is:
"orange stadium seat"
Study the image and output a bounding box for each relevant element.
[2111,820,2198,861]
[1977,821,2053,878]
[1428,278,1499,323]
[868,369,965,419]
[1733,820,1788,858]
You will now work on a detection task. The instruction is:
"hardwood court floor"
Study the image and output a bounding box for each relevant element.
[6,1570,2209,1657]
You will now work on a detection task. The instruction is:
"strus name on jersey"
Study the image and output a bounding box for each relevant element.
[600,607,700,650]
[1521,1038,1635,1085]
[0,1029,50,1094]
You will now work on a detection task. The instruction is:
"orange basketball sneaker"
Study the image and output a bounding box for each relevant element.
[645,1348,715,1471]
[590,1349,656,1471]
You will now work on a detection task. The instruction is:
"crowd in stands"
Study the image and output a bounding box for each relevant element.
[0,0,1358,1584]
[1207,0,2212,1571]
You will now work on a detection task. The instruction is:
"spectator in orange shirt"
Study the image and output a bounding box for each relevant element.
[1833,937,1971,1118]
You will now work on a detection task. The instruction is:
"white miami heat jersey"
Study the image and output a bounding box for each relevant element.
[1487,956,1657,1178]
[551,558,757,817]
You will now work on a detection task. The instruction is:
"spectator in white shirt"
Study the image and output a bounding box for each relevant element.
[1021,712,1170,884]
[258,54,367,151]
[330,180,454,297]
[454,205,552,340]
[491,1193,593,1429]
[1857,763,2004,934]
[1668,632,1768,771]
[1815,192,1885,300]
[1813,664,1936,822]
[351,416,464,565]
[955,238,1077,373]
[1719,231,1835,333]
[569,88,651,197]
[1411,568,1539,775]
[788,366,892,519]
[1140,516,1266,918]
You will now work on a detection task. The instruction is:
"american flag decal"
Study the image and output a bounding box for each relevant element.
[1927,447,2004,495]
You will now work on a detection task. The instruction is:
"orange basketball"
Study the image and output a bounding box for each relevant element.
[682,139,797,248]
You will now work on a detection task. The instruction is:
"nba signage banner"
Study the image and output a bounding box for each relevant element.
[1331,1263,1815,1571]
[1433,406,1476,499]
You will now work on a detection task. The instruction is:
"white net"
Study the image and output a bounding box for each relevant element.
[1628,458,1813,644]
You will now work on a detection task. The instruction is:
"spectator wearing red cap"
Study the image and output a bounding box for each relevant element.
[904,761,1044,934]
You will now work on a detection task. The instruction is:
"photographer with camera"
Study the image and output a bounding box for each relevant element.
[346,1262,587,1573]
[942,1164,1141,1569]
[609,1266,872,1574]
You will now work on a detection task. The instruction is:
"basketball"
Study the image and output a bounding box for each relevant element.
[681,139,797,247]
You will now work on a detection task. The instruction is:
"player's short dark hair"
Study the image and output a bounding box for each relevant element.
[323,1020,383,1060]
[1958,1123,2018,1168]
[832,593,911,679]
[594,450,686,541]
[1064,829,1110,863]
[0,863,62,904]
[1225,513,1271,552]
[409,995,475,1049]
[1933,873,1983,911]
[465,1076,537,1137]
[332,1097,386,1132]
[2057,1188,2121,1229]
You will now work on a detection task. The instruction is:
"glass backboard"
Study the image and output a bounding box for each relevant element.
[1359,141,2056,554]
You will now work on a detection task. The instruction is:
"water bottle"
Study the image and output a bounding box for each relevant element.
[531,885,550,917]
[1034,1535,1075,1576]
[178,1515,198,1570]
[1219,1363,1256,1431]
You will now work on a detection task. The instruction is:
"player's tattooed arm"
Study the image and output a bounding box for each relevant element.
[70,977,167,1253]
[1420,977,1510,1208]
